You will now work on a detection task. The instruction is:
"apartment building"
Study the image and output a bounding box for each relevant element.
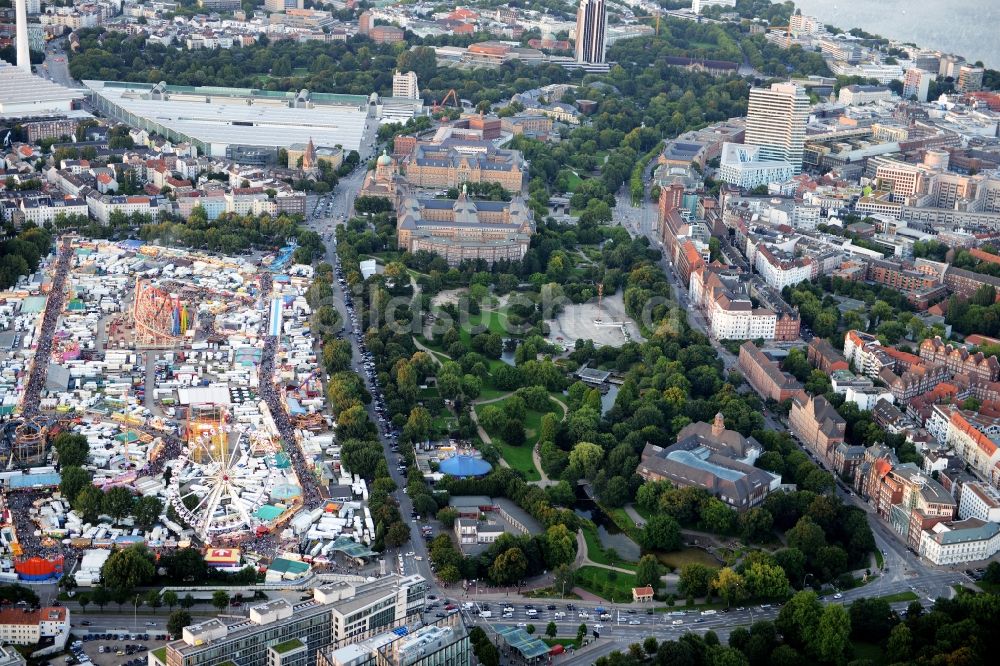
[919,337,1000,382]
[753,245,813,290]
[902,68,932,103]
[919,518,1000,565]
[745,83,810,173]
[958,481,1000,522]
[879,362,950,403]
[738,342,805,403]
[807,338,849,373]
[392,71,420,100]
[158,577,426,666]
[789,394,847,464]
[844,330,894,378]
[0,194,89,226]
[943,266,1000,300]
[0,607,68,645]
[944,410,1000,489]
[690,265,781,340]
[957,65,985,93]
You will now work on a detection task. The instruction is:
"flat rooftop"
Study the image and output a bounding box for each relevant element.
[84,80,384,156]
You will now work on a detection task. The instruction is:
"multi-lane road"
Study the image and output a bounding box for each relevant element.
[307,169,437,586]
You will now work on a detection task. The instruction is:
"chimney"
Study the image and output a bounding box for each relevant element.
[15,0,30,73]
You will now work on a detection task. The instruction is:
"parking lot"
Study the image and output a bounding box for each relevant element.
[64,630,169,666]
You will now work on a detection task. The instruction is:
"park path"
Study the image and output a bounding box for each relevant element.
[530,395,567,487]
[412,336,445,366]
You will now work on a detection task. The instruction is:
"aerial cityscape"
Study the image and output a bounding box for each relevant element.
[1,0,1000,665]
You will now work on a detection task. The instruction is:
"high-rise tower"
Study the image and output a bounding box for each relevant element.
[745,83,810,174]
[574,0,606,65]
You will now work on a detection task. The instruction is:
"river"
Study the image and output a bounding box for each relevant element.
[791,0,999,69]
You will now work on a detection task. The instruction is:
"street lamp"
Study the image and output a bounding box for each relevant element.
[802,572,814,590]
[133,594,140,629]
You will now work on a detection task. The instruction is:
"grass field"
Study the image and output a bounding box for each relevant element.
[876,591,919,603]
[498,441,540,481]
[560,170,583,193]
[576,565,638,603]
[543,637,582,649]
[875,549,885,569]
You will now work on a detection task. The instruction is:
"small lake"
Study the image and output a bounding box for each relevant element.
[575,485,641,561]
[600,384,619,416]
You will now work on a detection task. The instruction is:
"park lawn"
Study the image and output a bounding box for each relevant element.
[458,310,516,347]
[543,637,582,649]
[576,565,638,603]
[498,441,540,482]
[876,591,919,603]
[476,385,509,401]
[431,414,457,438]
[656,548,721,572]
[875,549,885,569]
[561,170,583,193]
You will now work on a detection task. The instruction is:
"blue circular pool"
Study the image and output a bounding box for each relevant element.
[439,454,493,478]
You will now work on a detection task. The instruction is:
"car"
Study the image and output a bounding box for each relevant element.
[547,605,556,610]
[435,612,446,618]
[629,619,641,625]
[516,622,527,628]
[445,604,456,610]
[81,620,91,626]
[672,619,684,625]
[694,619,705,624]
[578,612,589,618]
[145,621,157,626]
[833,593,843,600]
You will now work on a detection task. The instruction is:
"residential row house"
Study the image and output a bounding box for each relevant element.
[919,336,1000,382]
[737,342,805,403]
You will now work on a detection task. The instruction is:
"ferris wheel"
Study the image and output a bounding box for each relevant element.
[167,426,273,544]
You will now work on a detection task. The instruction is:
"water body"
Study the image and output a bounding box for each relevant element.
[791,0,999,69]
[600,384,619,416]
[574,484,642,561]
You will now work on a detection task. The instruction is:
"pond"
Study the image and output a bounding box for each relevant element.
[600,384,619,416]
[574,485,641,561]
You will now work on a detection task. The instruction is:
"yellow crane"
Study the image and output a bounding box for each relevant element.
[634,14,662,35]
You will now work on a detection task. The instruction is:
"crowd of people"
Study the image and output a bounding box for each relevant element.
[258,272,325,511]
[22,238,72,418]
[4,490,79,572]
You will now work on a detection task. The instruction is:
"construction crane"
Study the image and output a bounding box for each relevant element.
[432,89,459,113]
[634,14,662,35]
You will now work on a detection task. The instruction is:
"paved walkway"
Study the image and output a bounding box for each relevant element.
[411,336,444,366]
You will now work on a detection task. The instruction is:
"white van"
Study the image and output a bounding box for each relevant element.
[479,610,492,618]
[701,610,717,616]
